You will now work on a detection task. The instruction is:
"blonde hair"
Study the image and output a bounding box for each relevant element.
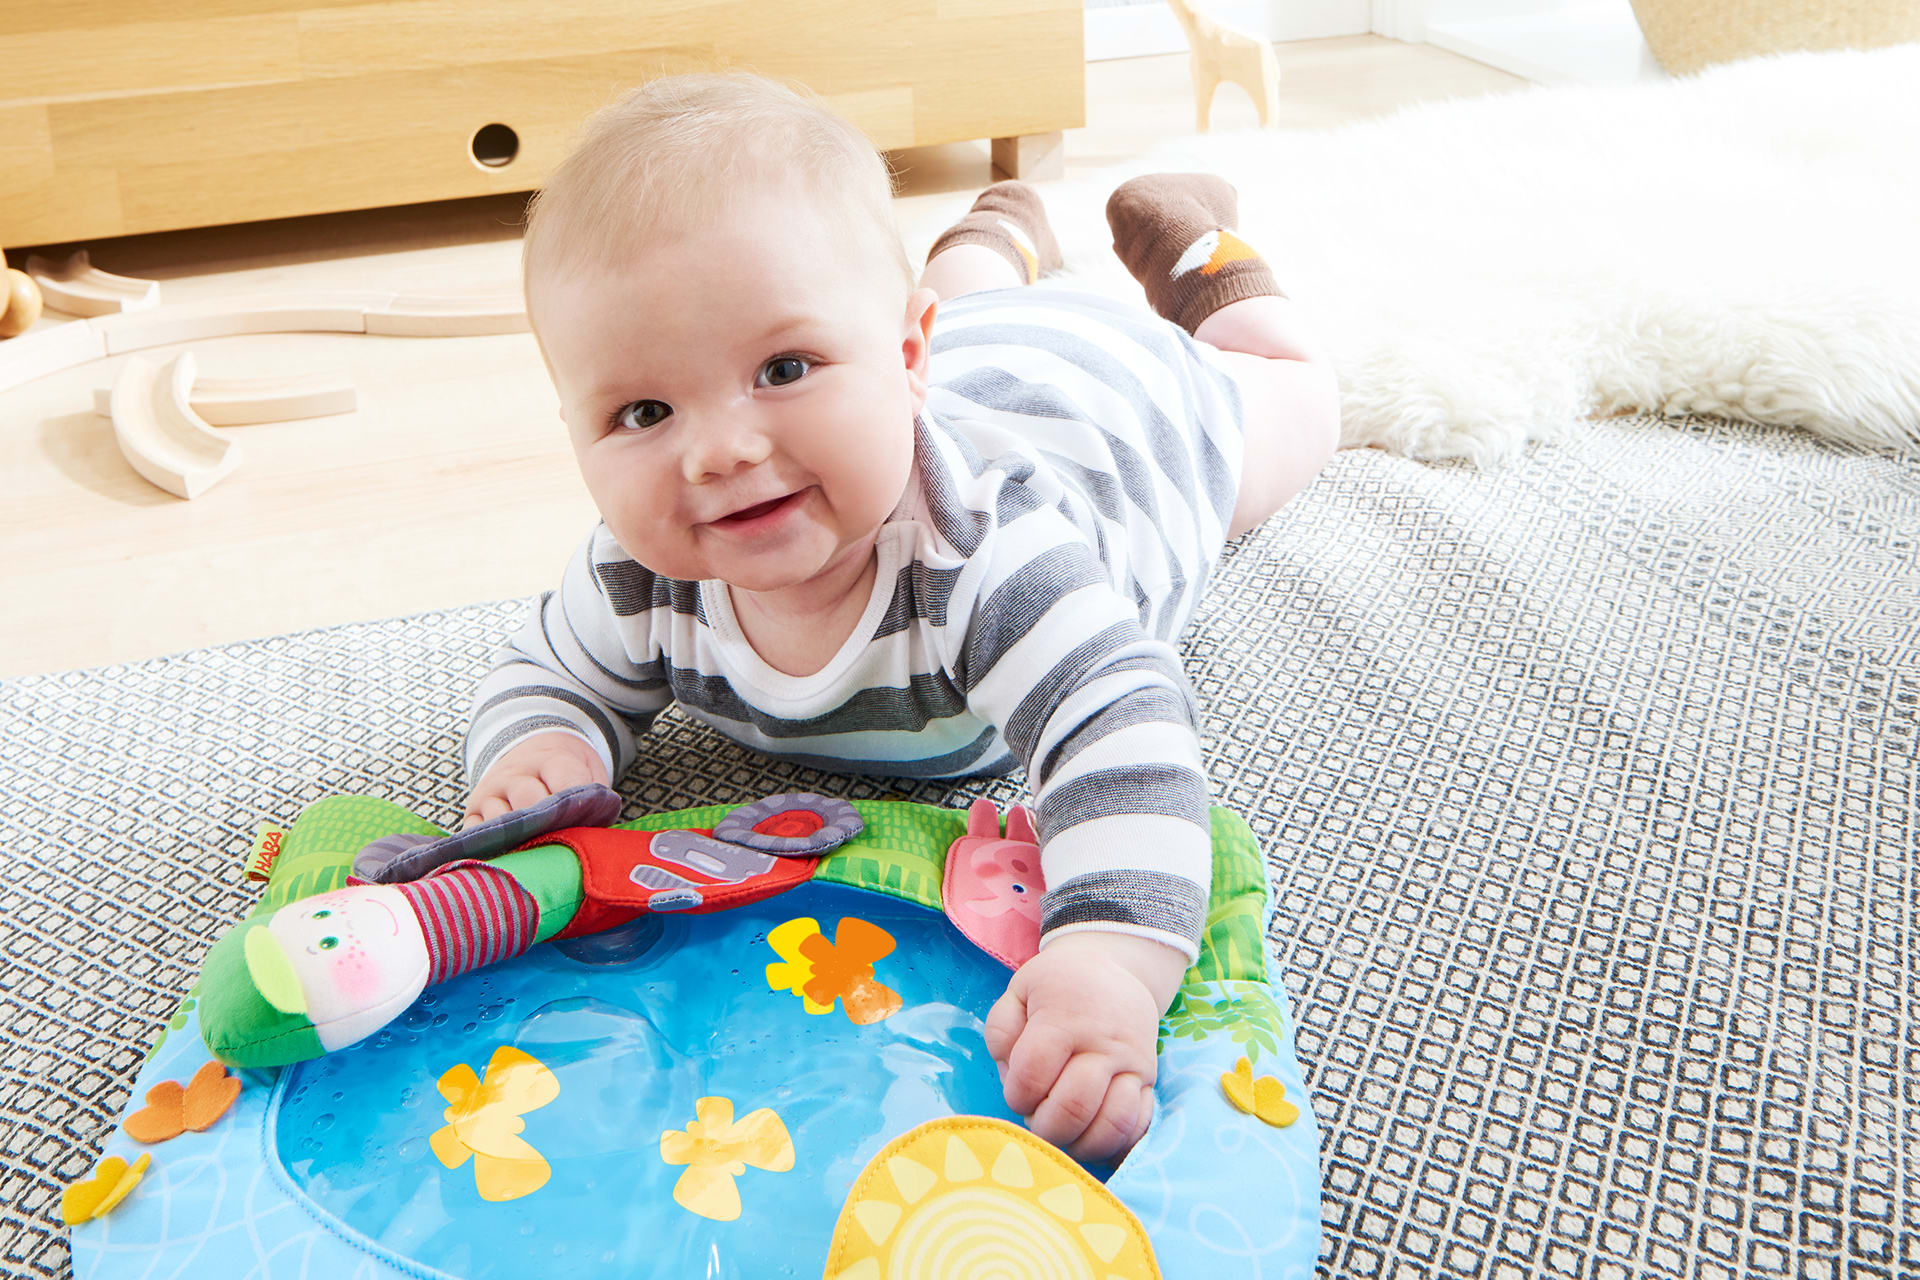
[521,72,912,328]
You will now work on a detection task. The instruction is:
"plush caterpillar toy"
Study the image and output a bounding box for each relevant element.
[200,787,877,1067]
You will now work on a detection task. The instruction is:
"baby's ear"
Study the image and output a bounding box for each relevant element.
[902,287,938,403]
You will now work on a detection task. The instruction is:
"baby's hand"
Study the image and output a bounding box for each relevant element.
[982,931,1189,1164]
[462,731,609,828]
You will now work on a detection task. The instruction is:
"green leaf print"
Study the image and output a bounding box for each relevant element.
[1158,982,1286,1065]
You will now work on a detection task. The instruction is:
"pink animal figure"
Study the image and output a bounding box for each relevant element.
[941,797,1045,969]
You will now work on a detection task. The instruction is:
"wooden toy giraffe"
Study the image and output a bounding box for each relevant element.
[1165,0,1282,131]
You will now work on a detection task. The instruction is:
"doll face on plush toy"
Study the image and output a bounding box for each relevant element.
[257,885,431,1052]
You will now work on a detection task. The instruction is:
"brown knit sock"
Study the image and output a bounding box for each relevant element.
[926,180,1063,286]
[1106,172,1283,334]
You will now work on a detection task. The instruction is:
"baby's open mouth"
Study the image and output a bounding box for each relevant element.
[715,493,797,525]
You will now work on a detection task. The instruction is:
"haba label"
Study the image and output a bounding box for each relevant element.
[246,825,287,883]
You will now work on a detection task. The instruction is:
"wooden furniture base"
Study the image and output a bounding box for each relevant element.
[1,0,1083,245]
[992,131,1067,182]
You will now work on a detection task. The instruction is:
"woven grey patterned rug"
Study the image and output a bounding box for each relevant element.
[3,413,1915,1278]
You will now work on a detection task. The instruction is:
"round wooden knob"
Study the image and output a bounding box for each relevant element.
[0,267,44,338]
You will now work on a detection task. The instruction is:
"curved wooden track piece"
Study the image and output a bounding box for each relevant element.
[92,368,357,425]
[26,251,161,317]
[90,292,397,354]
[110,352,240,500]
[0,289,526,395]
[0,320,108,395]
[364,291,528,336]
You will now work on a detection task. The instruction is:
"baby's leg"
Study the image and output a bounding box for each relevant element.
[1108,174,1341,539]
[921,181,1062,302]
[1197,300,1341,538]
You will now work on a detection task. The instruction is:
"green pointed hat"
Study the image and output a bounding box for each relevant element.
[196,921,325,1068]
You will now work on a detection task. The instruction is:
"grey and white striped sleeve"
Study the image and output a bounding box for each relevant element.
[463,529,674,786]
[948,502,1214,962]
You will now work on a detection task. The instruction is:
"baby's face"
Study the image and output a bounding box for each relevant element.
[536,187,931,600]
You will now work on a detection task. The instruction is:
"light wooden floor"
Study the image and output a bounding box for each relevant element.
[2,37,1522,679]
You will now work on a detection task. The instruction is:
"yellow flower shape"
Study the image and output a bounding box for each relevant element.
[824,1116,1160,1280]
[765,917,833,1014]
[62,1154,151,1225]
[659,1095,795,1221]
[428,1045,559,1201]
[1220,1056,1299,1128]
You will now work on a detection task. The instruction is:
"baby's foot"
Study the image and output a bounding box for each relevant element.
[927,180,1063,286]
[1105,172,1284,334]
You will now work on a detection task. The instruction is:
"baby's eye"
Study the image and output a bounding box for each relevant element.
[311,936,340,954]
[311,908,332,920]
[614,400,672,431]
[758,356,811,388]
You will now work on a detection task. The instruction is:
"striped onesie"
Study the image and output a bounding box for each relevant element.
[466,287,1245,959]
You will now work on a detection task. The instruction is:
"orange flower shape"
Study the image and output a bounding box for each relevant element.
[799,917,903,1025]
[766,916,902,1025]
[123,1062,242,1144]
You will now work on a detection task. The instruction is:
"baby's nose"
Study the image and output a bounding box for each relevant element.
[681,413,774,482]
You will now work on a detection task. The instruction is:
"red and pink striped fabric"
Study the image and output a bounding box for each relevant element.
[393,860,539,985]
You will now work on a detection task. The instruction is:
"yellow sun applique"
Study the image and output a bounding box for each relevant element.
[824,1116,1160,1279]
[428,1045,559,1201]
[1221,1056,1299,1128]
[659,1095,795,1221]
[764,915,903,1024]
[62,1154,151,1225]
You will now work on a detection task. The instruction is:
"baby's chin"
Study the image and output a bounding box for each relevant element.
[718,544,878,597]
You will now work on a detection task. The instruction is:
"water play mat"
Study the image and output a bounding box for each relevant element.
[67,791,1321,1278]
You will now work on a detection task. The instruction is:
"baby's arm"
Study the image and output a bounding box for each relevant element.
[463,528,673,823]
[943,520,1215,1160]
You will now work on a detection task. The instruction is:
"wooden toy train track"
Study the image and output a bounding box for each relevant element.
[0,248,527,500]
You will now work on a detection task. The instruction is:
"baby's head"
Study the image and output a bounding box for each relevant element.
[524,73,934,598]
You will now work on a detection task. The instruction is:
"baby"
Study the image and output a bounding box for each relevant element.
[464,72,1339,1163]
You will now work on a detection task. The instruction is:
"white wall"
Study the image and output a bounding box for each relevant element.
[1086,0,1665,87]
[1086,0,1372,61]
[1380,0,1668,83]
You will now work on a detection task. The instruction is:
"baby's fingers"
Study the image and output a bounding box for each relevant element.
[1001,1018,1074,1118]
[1061,1071,1151,1166]
[465,794,513,829]
[462,773,550,830]
[503,775,553,814]
[1026,1055,1122,1154]
[982,990,1027,1071]
[538,755,598,795]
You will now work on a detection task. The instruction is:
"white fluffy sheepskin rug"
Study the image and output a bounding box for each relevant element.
[905,45,1920,465]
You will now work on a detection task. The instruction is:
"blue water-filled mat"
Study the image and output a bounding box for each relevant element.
[70,795,1321,1279]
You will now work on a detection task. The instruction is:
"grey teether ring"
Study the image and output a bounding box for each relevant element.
[712,793,864,857]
